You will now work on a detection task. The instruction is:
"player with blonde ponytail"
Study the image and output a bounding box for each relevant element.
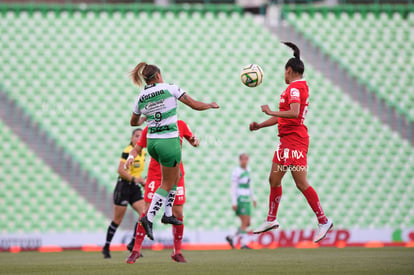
[128,62,219,245]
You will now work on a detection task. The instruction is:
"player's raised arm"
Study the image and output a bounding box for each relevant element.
[249,116,279,131]
[179,93,219,111]
[261,103,300,118]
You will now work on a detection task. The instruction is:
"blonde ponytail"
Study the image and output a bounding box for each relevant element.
[130,62,147,86]
[130,62,161,86]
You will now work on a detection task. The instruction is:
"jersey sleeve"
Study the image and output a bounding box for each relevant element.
[120,146,130,163]
[231,168,239,206]
[132,96,141,115]
[137,127,148,148]
[288,84,301,104]
[170,84,186,99]
[178,120,193,139]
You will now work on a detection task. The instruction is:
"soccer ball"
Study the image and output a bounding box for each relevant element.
[240,64,264,87]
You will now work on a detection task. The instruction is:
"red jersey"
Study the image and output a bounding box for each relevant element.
[278,79,309,138]
[137,120,193,180]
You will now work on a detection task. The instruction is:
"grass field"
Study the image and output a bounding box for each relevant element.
[0,247,413,274]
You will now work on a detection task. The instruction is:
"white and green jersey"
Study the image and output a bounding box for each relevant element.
[231,166,256,205]
[132,83,186,139]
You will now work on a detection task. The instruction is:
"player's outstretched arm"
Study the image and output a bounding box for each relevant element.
[179,93,219,111]
[261,103,300,118]
[249,116,279,131]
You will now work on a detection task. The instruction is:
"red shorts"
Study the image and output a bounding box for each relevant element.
[144,176,186,205]
[273,134,309,167]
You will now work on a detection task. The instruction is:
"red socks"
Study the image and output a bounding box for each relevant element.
[173,217,184,254]
[302,186,328,224]
[267,186,282,222]
[266,185,327,224]
[133,213,146,252]
[133,214,185,254]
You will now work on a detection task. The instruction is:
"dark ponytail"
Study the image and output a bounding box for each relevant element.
[283,41,304,75]
[130,62,161,86]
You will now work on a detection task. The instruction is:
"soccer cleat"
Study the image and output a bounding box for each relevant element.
[140,215,154,241]
[241,245,252,249]
[101,246,111,259]
[314,218,333,243]
[171,253,187,263]
[161,214,183,226]
[253,220,280,234]
[225,236,235,249]
[126,250,140,264]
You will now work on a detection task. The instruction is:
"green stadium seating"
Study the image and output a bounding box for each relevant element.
[0,122,108,233]
[0,5,413,231]
[284,7,414,121]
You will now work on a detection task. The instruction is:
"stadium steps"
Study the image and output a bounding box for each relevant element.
[277,5,413,145]
[0,89,139,230]
[0,4,413,231]
[0,118,109,233]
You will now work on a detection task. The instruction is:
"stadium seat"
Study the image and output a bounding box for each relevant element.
[284,8,414,121]
[0,5,413,232]
[0,122,108,233]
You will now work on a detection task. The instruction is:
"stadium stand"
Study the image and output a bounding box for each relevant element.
[0,121,108,233]
[0,4,413,231]
[283,5,414,122]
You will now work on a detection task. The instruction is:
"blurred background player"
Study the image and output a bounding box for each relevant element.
[102,129,146,259]
[125,120,199,263]
[129,62,219,240]
[250,42,333,242]
[226,153,257,249]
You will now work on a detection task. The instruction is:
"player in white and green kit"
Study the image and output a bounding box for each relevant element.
[226,153,257,249]
[129,62,219,241]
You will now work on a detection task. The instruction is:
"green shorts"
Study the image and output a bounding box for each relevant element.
[147,137,181,168]
[236,196,251,216]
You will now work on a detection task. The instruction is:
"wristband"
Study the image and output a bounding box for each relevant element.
[127,155,134,161]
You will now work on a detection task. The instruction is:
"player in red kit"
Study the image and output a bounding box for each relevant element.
[125,120,199,263]
[250,42,333,243]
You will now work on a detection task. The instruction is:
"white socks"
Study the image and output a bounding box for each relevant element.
[164,185,177,217]
[146,186,178,222]
[146,188,168,222]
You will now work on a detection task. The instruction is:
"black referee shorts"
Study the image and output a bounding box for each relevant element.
[113,177,144,206]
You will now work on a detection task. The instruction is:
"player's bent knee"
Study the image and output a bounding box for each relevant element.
[295,181,308,192]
